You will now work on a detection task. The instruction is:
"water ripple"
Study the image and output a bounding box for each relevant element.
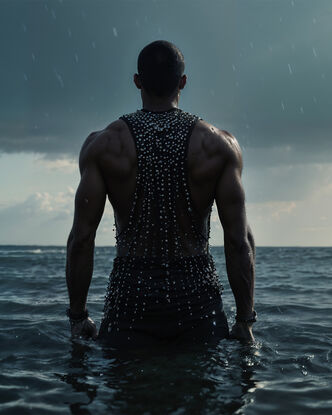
[0,246,331,414]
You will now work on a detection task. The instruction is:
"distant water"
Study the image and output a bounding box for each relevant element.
[0,246,331,415]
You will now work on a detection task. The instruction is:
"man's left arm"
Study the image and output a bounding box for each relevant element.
[66,136,106,338]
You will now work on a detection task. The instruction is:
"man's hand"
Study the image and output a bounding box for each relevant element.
[229,322,255,343]
[70,317,98,340]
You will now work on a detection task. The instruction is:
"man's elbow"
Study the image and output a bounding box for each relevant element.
[68,228,96,252]
[224,232,251,256]
[67,230,74,246]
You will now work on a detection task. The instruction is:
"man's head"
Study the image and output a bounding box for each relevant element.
[134,40,186,98]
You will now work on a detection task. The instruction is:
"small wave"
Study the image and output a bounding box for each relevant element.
[0,248,66,255]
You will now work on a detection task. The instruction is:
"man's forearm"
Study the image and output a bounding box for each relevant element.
[247,224,256,260]
[66,231,95,314]
[224,229,255,319]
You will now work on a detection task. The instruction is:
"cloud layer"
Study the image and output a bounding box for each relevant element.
[0,188,115,245]
[1,0,331,162]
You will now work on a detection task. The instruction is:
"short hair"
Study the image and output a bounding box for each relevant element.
[137,40,185,97]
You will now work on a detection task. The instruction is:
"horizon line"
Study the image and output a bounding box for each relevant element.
[0,244,331,248]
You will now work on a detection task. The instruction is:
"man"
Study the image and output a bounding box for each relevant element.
[66,40,256,347]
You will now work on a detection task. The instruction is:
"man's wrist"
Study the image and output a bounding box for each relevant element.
[66,308,89,323]
[235,310,257,324]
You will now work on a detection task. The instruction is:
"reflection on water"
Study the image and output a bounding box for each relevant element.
[57,338,260,415]
[56,341,98,414]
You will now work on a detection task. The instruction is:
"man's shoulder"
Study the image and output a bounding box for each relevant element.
[88,119,127,144]
[80,120,129,160]
[195,119,241,162]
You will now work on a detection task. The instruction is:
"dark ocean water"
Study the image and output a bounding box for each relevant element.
[0,245,331,415]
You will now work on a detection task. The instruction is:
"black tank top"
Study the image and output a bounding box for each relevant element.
[101,108,223,331]
[116,107,210,260]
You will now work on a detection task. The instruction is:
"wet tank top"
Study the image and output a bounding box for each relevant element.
[101,108,223,330]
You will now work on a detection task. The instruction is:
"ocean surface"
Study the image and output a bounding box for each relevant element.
[0,245,331,415]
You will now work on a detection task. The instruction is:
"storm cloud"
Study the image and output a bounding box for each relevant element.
[1,0,331,163]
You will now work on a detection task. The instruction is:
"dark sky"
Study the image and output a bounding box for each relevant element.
[1,0,331,158]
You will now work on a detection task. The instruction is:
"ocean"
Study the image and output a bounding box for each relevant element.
[0,245,331,414]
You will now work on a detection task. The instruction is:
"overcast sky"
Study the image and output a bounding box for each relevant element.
[0,0,331,246]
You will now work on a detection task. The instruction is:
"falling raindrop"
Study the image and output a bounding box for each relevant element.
[113,27,118,37]
[22,23,27,32]
[300,106,304,114]
[249,41,254,49]
[31,53,36,62]
[288,63,293,75]
[51,9,56,19]
[281,101,285,111]
[312,47,317,57]
[68,28,72,38]
[53,68,64,88]
[232,64,236,72]
[92,41,96,49]
[23,73,28,81]
[74,53,79,63]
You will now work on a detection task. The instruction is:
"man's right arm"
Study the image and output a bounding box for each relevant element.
[214,132,256,342]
